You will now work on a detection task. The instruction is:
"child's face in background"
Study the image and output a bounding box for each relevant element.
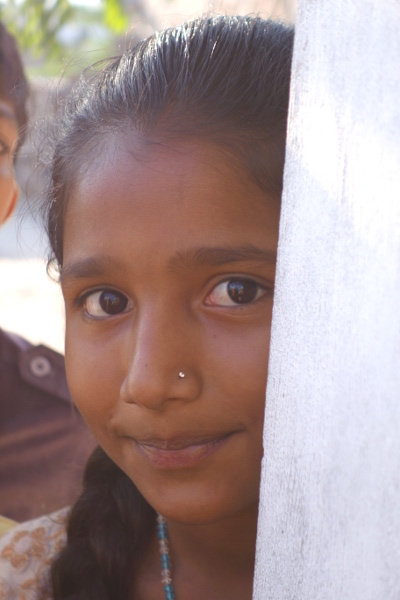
[0,99,19,225]
[61,136,280,525]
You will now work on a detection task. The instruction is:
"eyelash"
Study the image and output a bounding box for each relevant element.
[204,277,269,308]
[74,287,130,320]
[74,277,270,321]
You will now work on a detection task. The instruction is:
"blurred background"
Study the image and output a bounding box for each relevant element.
[0,0,296,353]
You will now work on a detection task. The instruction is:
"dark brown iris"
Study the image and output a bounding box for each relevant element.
[100,291,128,314]
[227,280,258,304]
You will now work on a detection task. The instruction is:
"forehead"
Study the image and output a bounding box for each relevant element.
[63,135,280,264]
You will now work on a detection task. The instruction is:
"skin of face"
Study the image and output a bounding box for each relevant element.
[61,135,281,528]
[0,99,19,225]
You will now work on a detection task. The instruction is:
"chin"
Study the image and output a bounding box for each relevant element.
[141,482,260,527]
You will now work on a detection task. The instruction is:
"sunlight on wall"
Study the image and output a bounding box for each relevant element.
[0,260,65,353]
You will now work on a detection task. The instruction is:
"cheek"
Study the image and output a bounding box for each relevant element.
[0,172,15,222]
[206,316,272,421]
[64,324,123,434]
[206,322,271,507]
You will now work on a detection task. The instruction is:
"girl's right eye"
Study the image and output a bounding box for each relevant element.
[81,289,130,319]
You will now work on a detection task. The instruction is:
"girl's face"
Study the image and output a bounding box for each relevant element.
[0,99,19,225]
[62,136,280,525]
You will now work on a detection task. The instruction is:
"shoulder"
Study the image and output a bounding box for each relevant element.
[0,507,69,600]
[0,329,95,522]
[0,328,70,402]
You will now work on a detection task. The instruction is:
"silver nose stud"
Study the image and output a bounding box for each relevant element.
[178,371,186,379]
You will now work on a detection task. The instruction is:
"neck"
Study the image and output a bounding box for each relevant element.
[166,505,259,600]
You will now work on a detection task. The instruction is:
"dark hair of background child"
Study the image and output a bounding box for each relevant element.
[45,15,294,600]
[0,22,29,154]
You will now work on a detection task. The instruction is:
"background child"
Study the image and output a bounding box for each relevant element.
[0,15,293,599]
[0,21,95,523]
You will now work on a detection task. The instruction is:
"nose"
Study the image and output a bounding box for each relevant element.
[120,304,202,410]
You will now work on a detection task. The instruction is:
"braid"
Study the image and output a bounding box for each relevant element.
[51,446,156,599]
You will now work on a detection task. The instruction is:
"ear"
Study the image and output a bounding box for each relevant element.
[2,182,19,224]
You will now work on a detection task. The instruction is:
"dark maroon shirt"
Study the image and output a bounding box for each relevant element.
[0,329,95,521]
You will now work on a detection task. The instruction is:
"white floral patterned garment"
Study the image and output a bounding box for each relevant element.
[0,508,68,600]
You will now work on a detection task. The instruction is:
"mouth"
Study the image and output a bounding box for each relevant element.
[134,432,234,469]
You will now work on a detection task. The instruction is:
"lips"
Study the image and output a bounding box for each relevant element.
[134,432,234,469]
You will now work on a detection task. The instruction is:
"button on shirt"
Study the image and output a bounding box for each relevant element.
[0,329,96,522]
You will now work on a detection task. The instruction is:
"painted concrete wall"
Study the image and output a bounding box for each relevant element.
[253,1,400,598]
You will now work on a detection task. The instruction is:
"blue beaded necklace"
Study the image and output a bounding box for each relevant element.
[157,514,176,600]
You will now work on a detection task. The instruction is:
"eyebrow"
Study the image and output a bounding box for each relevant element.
[167,245,276,271]
[60,256,124,284]
[60,245,276,284]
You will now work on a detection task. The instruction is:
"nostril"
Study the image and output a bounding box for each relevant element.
[120,362,201,409]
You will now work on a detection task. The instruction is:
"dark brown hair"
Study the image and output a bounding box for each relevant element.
[47,15,294,599]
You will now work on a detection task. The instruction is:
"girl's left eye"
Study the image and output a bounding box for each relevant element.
[205,279,267,307]
[82,289,130,318]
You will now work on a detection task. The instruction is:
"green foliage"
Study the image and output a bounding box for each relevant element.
[0,0,128,60]
[1,0,72,58]
[104,0,128,32]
